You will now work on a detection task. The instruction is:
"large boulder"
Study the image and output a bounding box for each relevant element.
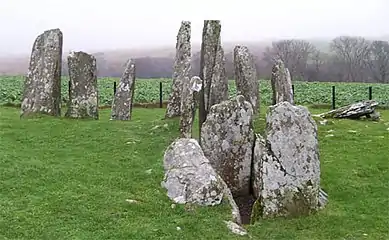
[20,28,63,117]
[201,95,255,197]
[251,101,321,219]
[161,138,225,206]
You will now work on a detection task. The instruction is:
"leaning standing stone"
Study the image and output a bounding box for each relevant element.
[180,76,202,138]
[233,45,259,114]
[20,28,63,117]
[201,95,255,196]
[65,51,99,119]
[165,21,191,118]
[111,59,136,120]
[251,101,321,220]
[271,59,294,105]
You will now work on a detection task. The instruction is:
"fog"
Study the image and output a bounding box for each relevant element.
[0,0,388,56]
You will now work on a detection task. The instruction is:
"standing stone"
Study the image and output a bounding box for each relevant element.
[233,46,259,114]
[111,59,136,120]
[201,95,255,196]
[65,51,99,119]
[20,28,63,117]
[161,138,226,206]
[180,76,202,138]
[209,45,229,107]
[251,101,321,219]
[271,60,294,105]
[165,21,191,118]
[198,20,222,142]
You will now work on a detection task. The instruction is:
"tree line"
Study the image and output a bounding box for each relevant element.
[58,36,389,84]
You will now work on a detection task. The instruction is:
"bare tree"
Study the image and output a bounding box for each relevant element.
[263,39,316,80]
[369,40,389,83]
[330,36,371,82]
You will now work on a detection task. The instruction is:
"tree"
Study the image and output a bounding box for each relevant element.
[330,36,371,82]
[263,39,316,80]
[369,40,389,83]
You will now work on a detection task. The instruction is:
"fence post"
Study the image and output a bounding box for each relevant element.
[368,86,372,100]
[159,82,163,108]
[292,84,295,101]
[68,80,71,96]
[113,81,117,96]
[332,86,336,110]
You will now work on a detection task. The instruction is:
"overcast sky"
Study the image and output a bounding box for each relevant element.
[1,0,388,56]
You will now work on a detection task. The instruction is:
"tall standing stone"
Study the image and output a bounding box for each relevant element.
[201,95,255,196]
[65,51,99,119]
[198,20,222,144]
[251,101,321,220]
[180,76,202,138]
[20,28,63,117]
[165,21,191,118]
[233,46,259,114]
[271,60,294,105]
[209,45,229,107]
[111,59,136,120]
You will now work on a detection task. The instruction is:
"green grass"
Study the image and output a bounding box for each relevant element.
[1,76,388,108]
[0,106,388,239]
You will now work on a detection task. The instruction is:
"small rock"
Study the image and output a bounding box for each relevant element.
[319,120,328,125]
[171,204,176,209]
[125,199,138,204]
[176,226,181,231]
[224,221,247,236]
[163,123,168,128]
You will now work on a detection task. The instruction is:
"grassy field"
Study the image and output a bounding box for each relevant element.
[0,76,388,108]
[0,105,388,239]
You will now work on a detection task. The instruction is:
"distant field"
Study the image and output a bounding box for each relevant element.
[0,76,388,108]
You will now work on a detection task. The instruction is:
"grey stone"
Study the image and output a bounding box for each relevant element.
[110,59,136,120]
[65,51,99,119]
[233,46,259,114]
[271,59,294,105]
[315,100,379,120]
[20,28,63,118]
[223,221,248,236]
[165,21,191,118]
[161,138,225,206]
[209,45,229,107]
[251,101,321,219]
[201,95,255,196]
[180,76,202,138]
[198,20,222,136]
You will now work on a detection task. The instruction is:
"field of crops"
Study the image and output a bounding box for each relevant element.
[0,76,388,108]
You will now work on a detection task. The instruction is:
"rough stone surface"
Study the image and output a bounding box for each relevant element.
[161,138,225,206]
[20,28,63,117]
[165,21,191,118]
[201,95,255,197]
[271,60,294,105]
[198,20,222,137]
[110,59,136,120]
[209,45,229,107]
[315,100,379,120]
[180,76,202,138]
[233,46,260,114]
[251,101,321,219]
[65,51,99,119]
